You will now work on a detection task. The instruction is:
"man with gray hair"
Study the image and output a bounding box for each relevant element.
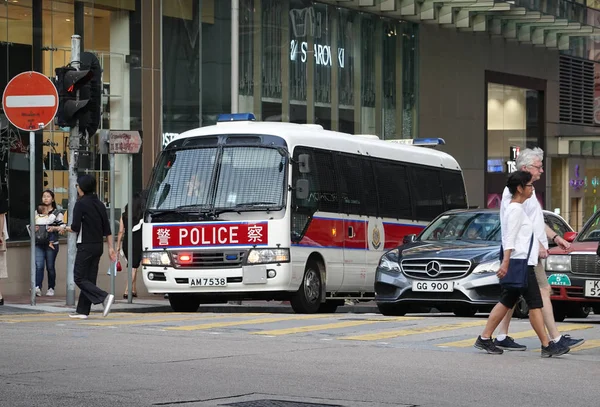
[494,147,584,351]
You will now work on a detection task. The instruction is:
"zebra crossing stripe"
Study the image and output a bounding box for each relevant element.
[253,316,423,336]
[339,320,487,341]
[166,314,332,331]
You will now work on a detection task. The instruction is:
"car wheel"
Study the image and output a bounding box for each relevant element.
[168,294,200,312]
[553,303,567,322]
[291,260,323,314]
[567,306,592,319]
[513,297,529,319]
[377,303,409,316]
[453,306,477,318]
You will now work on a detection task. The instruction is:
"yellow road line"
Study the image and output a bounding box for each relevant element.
[437,324,594,348]
[340,320,487,341]
[252,317,423,336]
[82,313,264,326]
[568,339,600,353]
[166,314,333,331]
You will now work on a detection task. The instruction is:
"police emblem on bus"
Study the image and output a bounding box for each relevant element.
[372,225,381,249]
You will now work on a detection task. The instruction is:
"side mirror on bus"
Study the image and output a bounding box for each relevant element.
[298,154,311,173]
[295,179,309,200]
[403,234,417,244]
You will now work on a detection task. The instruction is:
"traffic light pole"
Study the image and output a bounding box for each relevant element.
[66,34,81,306]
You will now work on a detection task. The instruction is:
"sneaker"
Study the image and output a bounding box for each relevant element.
[557,334,585,350]
[541,341,570,358]
[68,313,88,319]
[474,336,504,355]
[35,287,42,297]
[102,294,115,317]
[494,336,527,351]
[46,288,55,297]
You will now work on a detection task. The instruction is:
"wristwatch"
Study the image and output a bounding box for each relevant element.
[552,234,559,242]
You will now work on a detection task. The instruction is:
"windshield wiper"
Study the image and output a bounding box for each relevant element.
[214,202,283,215]
[147,205,216,220]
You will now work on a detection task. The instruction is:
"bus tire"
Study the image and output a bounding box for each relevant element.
[168,294,201,312]
[291,260,323,314]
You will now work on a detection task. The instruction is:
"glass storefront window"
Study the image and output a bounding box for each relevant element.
[238,1,418,138]
[0,0,140,241]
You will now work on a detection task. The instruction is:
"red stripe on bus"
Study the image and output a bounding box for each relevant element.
[383,223,425,249]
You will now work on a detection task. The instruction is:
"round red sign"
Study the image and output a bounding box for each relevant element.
[1,71,59,131]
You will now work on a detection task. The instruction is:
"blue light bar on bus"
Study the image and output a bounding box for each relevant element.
[217,113,256,122]
[389,138,445,146]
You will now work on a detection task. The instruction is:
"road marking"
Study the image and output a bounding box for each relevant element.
[568,339,600,352]
[82,313,263,326]
[166,314,333,331]
[252,317,423,336]
[437,324,594,348]
[339,320,487,341]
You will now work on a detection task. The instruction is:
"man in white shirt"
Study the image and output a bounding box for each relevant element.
[494,148,584,351]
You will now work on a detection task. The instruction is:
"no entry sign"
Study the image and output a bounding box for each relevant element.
[1,71,59,131]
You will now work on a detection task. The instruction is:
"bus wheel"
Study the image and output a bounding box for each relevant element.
[377,303,408,316]
[168,294,201,312]
[291,260,323,314]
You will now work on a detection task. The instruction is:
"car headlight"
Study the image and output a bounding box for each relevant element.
[546,255,571,272]
[472,260,500,274]
[141,251,172,266]
[378,249,401,273]
[246,248,290,264]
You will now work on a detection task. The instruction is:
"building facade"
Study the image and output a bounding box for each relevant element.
[1,0,599,296]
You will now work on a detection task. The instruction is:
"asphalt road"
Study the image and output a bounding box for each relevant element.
[2,311,600,407]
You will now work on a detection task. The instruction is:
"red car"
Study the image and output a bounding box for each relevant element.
[546,211,600,320]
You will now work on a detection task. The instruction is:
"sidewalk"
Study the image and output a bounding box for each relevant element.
[0,294,381,315]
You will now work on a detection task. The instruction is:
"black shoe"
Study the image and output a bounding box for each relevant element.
[556,334,585,350]
[541,341,570,358]
[474,336,504,354]
[494,336,527,351]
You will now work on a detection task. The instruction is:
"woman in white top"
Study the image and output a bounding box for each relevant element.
[474,171,569,358]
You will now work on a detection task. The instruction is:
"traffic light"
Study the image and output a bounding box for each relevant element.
[54,51,102,136]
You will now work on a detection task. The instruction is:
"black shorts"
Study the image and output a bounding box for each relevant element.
[499,266,543,310]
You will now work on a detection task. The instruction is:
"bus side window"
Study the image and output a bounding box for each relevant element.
[409,167,444,222]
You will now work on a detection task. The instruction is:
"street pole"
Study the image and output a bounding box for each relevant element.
[110,151,116,295]
[231,0,239,114]
[66,34,81,306]
[127,154,133,303]
[29,131,36,306]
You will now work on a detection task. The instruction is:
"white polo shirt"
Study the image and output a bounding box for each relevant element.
[500,186,547,250]
[502,202,537,265]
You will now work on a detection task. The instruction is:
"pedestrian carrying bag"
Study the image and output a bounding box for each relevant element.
[499,234,534,289]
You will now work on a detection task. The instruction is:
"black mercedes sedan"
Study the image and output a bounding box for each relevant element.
[374,208,572,317]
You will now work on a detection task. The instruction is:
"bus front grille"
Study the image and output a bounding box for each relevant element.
[172,250,246,269]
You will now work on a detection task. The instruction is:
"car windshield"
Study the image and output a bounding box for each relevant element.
[419,212,501,242]
[146,145,287,213]
[577,211,600,241]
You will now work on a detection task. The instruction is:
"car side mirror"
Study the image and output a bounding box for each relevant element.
[564,232,577,243]
[403,234,417,244]
[295,179,309,200]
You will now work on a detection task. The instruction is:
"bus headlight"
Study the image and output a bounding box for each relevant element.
[246,248,290,264]
[546,255,571,272]
[142,251,172,266]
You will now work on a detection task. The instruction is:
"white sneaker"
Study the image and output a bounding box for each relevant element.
[102,294,115,317]
[68,313,88,319]
[46,288,55,297]
[35,287,42,297]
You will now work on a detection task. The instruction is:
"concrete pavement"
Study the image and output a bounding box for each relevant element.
[0,294,381,315]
